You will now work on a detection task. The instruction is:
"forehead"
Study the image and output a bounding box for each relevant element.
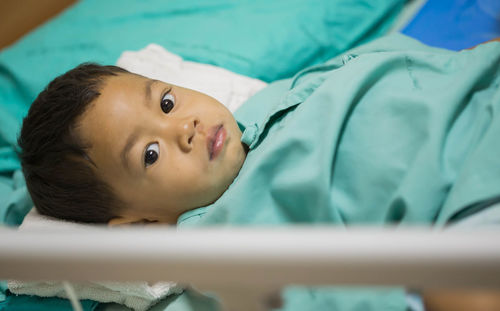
[77,73,147,175]
[96,73,146,110]
[81,74,144,135]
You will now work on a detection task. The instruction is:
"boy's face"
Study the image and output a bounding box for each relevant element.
[77,73,247,224]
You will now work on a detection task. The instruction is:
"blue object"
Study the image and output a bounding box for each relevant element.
[403,0,500,50]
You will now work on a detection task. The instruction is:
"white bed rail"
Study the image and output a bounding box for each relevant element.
[1,227,499,310]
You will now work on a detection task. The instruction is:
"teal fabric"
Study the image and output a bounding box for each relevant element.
[280,287,406,311]
[0,0,405,226]
[0,293,99,311]
[0,1,406,309]
[152,287,406,311]
[179,34,500,227]
[148,289,219,311]
[0,283,6,303]
[0,171,32,226]
[177,34,500,310]
[0,0,404,172]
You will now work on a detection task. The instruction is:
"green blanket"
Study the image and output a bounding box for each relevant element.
[180,34,500,228]
[0,0,404,226]
[0,0,405,309]
[176,34,500,310]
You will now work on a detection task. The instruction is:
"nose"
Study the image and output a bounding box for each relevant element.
[176,116,200,152]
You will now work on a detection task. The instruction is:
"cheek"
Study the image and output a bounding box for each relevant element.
[153,165,212,208]
[156,157,204,191]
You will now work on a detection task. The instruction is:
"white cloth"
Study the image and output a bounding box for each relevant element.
[116,43,268,113]
[8,208,183,311]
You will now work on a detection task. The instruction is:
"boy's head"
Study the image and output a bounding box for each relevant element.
[19,63,247,224]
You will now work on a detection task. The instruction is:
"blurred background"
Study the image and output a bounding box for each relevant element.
[0,0,76,50]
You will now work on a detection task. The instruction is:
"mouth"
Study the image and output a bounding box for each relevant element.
[207,124,227,160]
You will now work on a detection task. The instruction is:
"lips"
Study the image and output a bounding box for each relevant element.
[207,125,227,160]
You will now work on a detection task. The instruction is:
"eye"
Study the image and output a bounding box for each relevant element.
[144,143,159,167]
[161,91,175,114]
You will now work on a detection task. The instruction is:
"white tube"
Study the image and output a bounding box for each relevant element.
[62,281,83,311]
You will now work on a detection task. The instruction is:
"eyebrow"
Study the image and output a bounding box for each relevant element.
[144,79,158,105]
[120,79,161,173]
[120,131,140,173]
[120,79,159,172]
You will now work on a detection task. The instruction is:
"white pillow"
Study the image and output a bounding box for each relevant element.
[116,44,268,113]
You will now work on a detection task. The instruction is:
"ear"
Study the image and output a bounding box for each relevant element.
[107,216,146,226]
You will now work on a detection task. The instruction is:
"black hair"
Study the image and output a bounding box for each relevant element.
[18,63,129,223]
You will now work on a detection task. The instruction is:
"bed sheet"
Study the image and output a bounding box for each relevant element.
[0,293,99,311]
[1,1,498,311]
[3,0,498,310]
[0,0,404,227]
[0,0,405,309]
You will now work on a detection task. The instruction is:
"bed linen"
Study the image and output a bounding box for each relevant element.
[116,43,268,113]
[1,0,498,309]
[0,294,99,311]
[0,0,406,309]
[0,0,404,228]
[1,1,498,310]
[180,34,500,227]
[175,34,500,310]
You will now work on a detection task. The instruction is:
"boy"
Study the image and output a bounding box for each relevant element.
[19,34,500,228]
[17,34,500,310]
[18,64,247,224]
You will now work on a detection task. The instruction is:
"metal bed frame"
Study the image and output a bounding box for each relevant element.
[1,226,499,310]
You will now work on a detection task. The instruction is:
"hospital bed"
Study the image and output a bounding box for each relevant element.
[1,0,500,310]
[1,227,500,311]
